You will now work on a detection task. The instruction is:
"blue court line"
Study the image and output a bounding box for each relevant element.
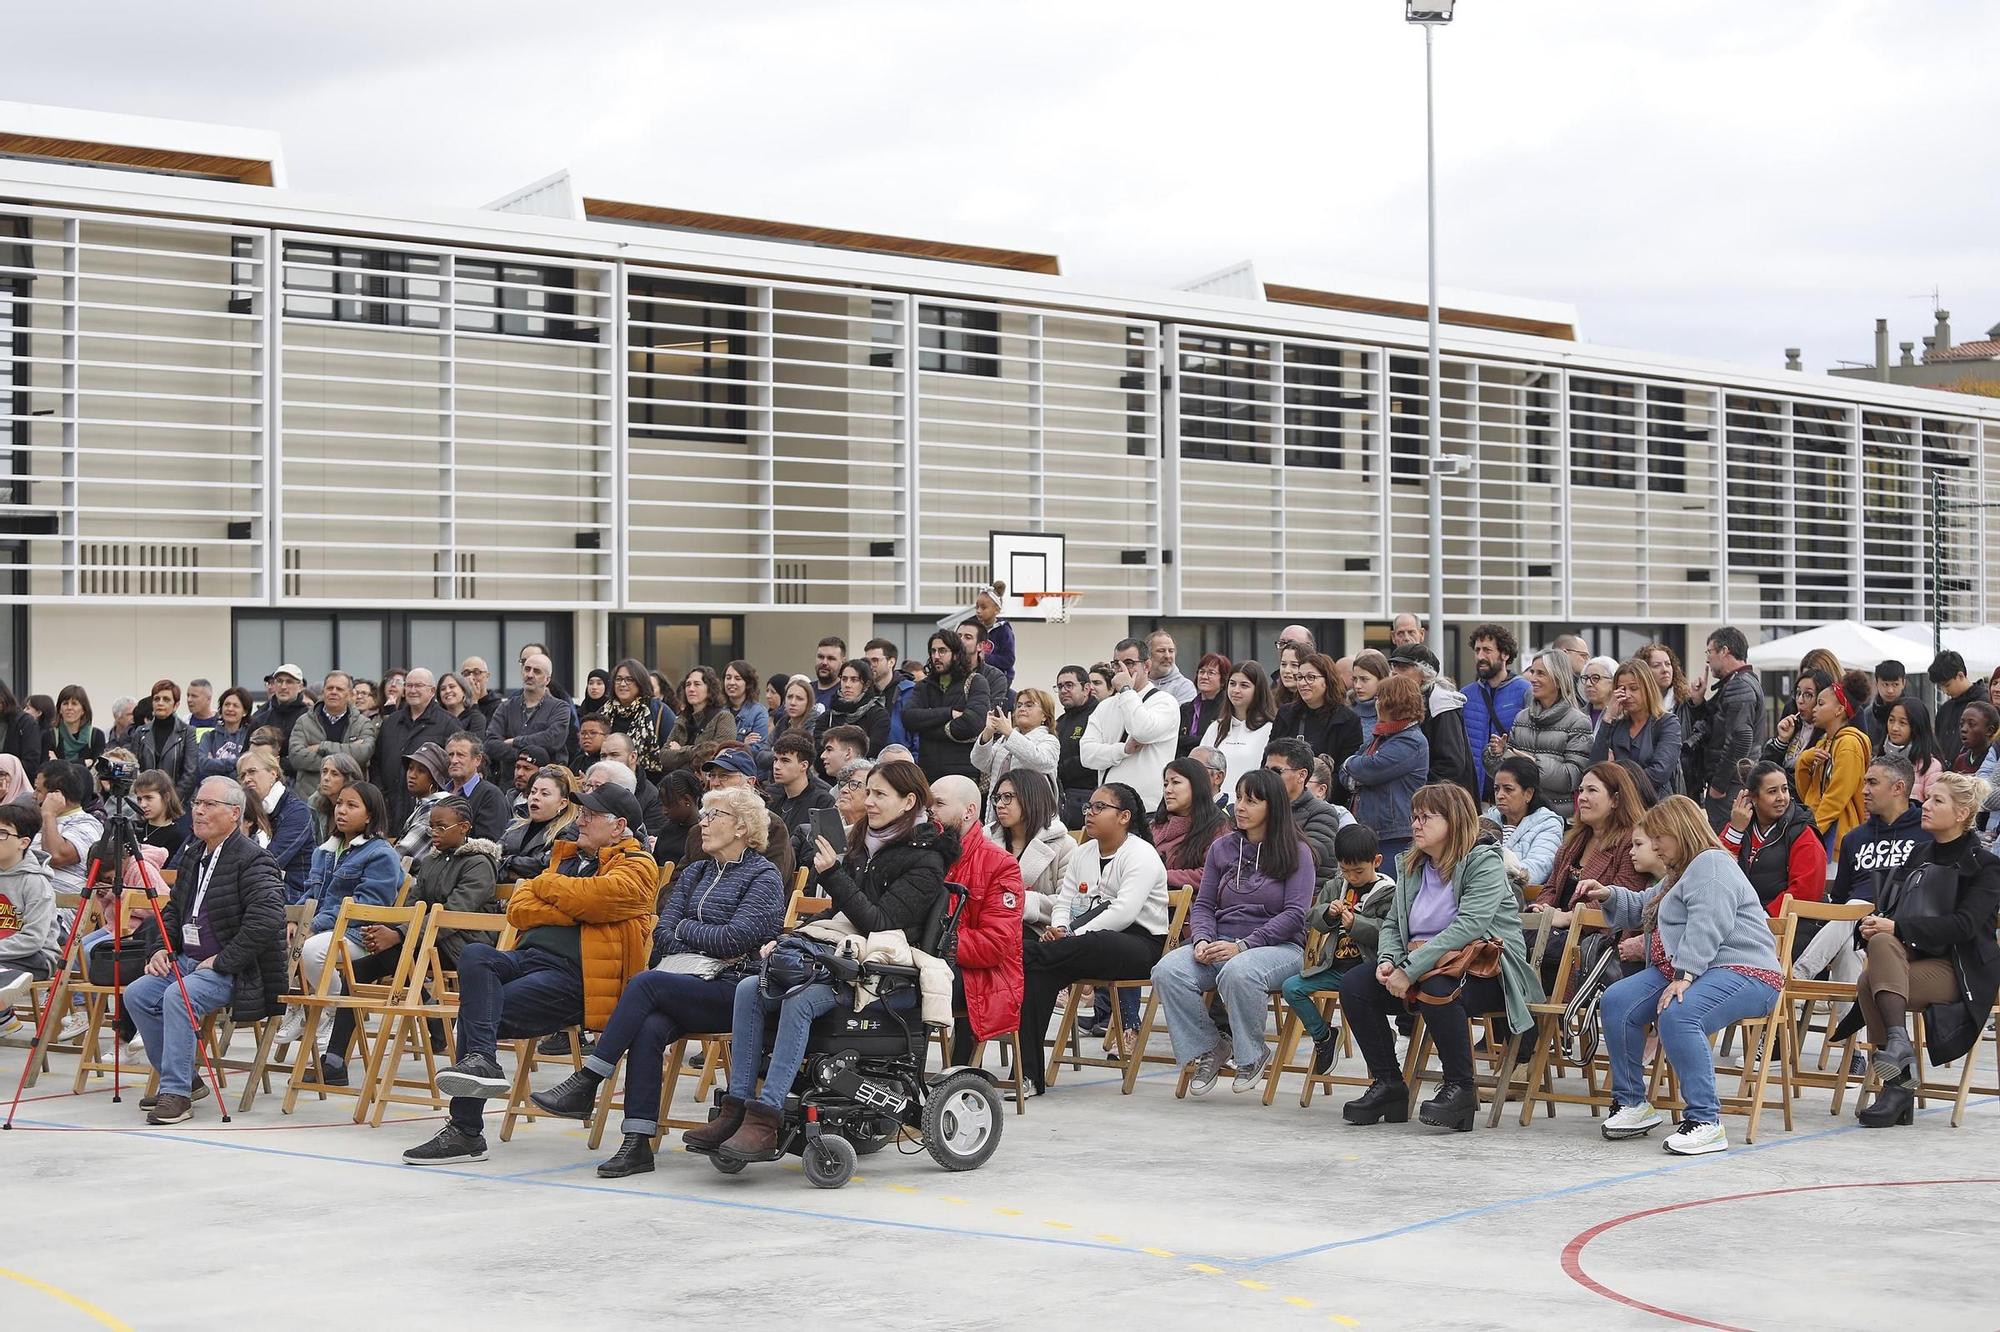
[1240,1093,1999,1270]
[9,1114,1228,1265]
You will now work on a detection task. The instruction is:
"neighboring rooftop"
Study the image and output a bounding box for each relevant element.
[0,99,284,186]
[1177,259,1580,341]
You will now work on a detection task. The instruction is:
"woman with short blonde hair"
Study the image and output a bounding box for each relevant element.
[1583,795,1783,1156]
[1837,772,2000,1128]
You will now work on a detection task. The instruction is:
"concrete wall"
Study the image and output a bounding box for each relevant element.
[29,605,234,719]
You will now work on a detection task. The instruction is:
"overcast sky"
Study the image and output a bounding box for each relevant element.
[13,0,1998,370]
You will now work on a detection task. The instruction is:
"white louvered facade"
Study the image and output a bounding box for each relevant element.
[5,136,2000,700]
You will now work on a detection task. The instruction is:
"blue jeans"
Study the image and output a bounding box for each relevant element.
[584,969,737,1136]
[727,974,843,1112]
[1153,943,1305,1066]
[1602,965,1779,1124]
[124,960,237,1097]
[451,942,584,1135]
[1280,968,1349,1042]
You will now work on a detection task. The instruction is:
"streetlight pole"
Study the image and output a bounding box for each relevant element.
[1423,19,1443,648]
[1405,2,1455,648]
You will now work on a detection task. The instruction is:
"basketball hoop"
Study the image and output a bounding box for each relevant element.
[1019,590,1081,624]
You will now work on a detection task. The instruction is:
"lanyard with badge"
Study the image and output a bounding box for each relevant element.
[184,847,221,951]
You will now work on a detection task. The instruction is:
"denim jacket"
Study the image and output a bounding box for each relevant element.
[307,835,404,941]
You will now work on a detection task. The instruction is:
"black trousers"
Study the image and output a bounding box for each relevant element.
[1338,961,1505,1086]
[327,945,445,1060]
[1016,923,1160,1091]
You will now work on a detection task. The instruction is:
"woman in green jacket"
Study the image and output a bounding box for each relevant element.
[1338,783,1545,1131]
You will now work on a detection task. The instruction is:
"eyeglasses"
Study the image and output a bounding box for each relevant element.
[1410,810,1441,824]
[837,779,865,791]
[1581,674,1611,685]
[191,798,236,811]
[1084,800,1121,815]
[696,809,728,824]
[991,791,1018,805]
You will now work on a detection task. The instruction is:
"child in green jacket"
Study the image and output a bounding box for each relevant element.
[1280,823,1396,1076]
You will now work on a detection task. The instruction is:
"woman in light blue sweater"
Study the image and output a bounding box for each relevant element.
[1487,755,1564,891]
[1584,795,1782,1158]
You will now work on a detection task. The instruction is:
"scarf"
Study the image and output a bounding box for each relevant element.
[1367,716,1414,751]
[56,723,92,761]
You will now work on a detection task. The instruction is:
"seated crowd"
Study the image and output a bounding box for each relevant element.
[2,613,1997,1171]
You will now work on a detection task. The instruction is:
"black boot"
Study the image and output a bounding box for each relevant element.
[1342,1079,1410,1125]
[682,1095,747,1155]
[529,1069,602,1120]
[597,1131,656,1178]
[1418,1080,1478,1132]
[1856,1081,1915,1129]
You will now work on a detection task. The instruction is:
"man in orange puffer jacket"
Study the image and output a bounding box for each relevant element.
[928,775,1024,1064]
[403,784,656,1167]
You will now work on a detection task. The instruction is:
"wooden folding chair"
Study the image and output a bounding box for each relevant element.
[67,889,154,1095]
[280,901,428,1119]
[783,882,833,930]
[17,892,84,1090]
[229,902,322,1112]
[1515,906,1614,1126]
[1034,886,1191,1093]
[367,913,515,1126]
[1778,900,1869,1106]
[1645,914,1798,1143]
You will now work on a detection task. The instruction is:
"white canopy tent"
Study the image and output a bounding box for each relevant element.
[1887,623,2000,678]
[1746,621,1935,675]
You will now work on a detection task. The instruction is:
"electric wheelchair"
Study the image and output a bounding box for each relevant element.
[692,882,1004,1189]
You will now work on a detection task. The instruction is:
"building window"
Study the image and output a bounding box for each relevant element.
[919,305,999,377]
[455,258,591,341]
[1644,385,1695,493]
[628,276,751,443]
[1180,334,1271,465]
[283,243,444,328]
[234,611,568,697]
[1283,344,1367,472]
[1570,376,1638,490]
[1386,355,1427,483]
[867,297,900,369]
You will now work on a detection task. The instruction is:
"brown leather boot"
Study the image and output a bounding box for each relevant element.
[717,1101,783,1160]
[682,1096,747,1154]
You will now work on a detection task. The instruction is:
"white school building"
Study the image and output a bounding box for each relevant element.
[2,101,1995,705]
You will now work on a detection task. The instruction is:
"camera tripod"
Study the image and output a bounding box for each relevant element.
[4,808,231,1128]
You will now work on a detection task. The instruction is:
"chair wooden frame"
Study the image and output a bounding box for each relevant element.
[231,902,322,1112]
[65,889,157,1095]
[279,900,429,1119]
[1035,885,1188,1094]
[1642,914,1799,1143]
[17,892,84,1090]
[1514,906,1615,1126]
[366,912,515,1126]
[1777,900,1870,1106]
[584,1031,735,1149]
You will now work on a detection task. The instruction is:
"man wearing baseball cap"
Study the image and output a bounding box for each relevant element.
[250,663,312,750]
[1387,642,1478,798]
[700,747,758,791]
[405,780,656,1167]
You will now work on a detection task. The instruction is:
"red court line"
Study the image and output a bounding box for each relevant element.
[1561,1178,2000,1330]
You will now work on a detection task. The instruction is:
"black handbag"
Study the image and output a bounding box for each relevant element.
[85,936,158,988]
[1878,861,1960,955]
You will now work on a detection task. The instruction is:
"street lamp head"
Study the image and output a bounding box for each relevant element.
[1406,0,1456,22]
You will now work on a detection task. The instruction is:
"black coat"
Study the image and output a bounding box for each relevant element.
[1275,699,1364,804]
[458,775,511,842]
[1421,693,1479,799]
[1936,681,1991,767]
[499,814,577,882]
[1179,694,1224,759]
[132,716,201,801]
[903,673,992,781]
[819,821,958,942]
[1,711,41,782]
[374,704,466,829]
[1835,833,2000,1066]
[163,830,288,1023]
[821,694,890,756]
[248,694,312,750]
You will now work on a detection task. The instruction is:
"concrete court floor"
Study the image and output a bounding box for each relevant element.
[3,1032,1996,1332]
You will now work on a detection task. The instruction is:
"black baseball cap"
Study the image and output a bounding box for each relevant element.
[574,784,643,829]
[1387,643,1440,671]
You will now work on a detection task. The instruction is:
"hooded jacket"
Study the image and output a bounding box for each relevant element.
[947,822,1026,1042]
[406,836,501,966]
[1830,804,1930,905]
[1341,721,1429,850]
[1190,830,1313,953]
[1421,682,1478,797]
[506,835,657,1029]
[0,848,57,967]
[1301,871,1396,979]
[248,694,311,750]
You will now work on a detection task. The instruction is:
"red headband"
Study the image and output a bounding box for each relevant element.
[1830,684,1854,718]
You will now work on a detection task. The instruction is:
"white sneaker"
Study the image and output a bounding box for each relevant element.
[1183,1048,1223,1096]
[1601,1100,1665,1139]
[0,971,31,1007]
[274,1005,305,1046]
[58,1010,90,1043]
[1662,1118,1727,1156]
[1232,1044,1273,1093]
[0,1013,31,1045]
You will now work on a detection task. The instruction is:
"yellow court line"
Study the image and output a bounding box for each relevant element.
[1286,1297,1317,1309]
[0,1267,134,1332]
[1237,1279,1271,1291]
[1187,1262,1224,1275]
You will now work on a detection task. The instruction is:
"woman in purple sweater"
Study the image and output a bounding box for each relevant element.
[1150,768,1314,1095]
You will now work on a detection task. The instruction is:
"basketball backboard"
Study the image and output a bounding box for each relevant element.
[990,530,1067,622]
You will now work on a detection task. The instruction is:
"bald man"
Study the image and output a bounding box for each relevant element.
[1277,624,1316,657]
[376,667,466,829]
[927,774,1025,1064]
[1390,614,1425,648]
[485,650,575,775]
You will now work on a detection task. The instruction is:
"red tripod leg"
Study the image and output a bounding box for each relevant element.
[136,859,230,1122]
[3,858,106,1128]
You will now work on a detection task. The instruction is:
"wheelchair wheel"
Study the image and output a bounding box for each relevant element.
[803,1133,857,1189]
[923,1071,1002,1172]
[708,1154,747,1175]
